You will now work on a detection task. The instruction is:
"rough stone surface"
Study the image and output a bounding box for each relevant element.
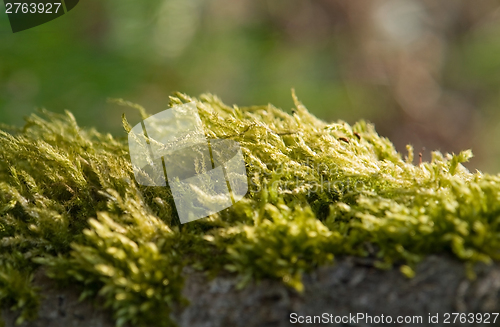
[4,255,500,326]
[1,269,116,327]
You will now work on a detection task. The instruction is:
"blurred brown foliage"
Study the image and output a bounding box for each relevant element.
[248,0,500,171]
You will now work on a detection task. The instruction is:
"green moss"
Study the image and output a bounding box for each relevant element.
[1,93,500,326]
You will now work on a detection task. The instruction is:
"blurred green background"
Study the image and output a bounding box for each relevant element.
[1,0,500,172]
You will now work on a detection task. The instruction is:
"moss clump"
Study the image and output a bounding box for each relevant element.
[1,93,500,326]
